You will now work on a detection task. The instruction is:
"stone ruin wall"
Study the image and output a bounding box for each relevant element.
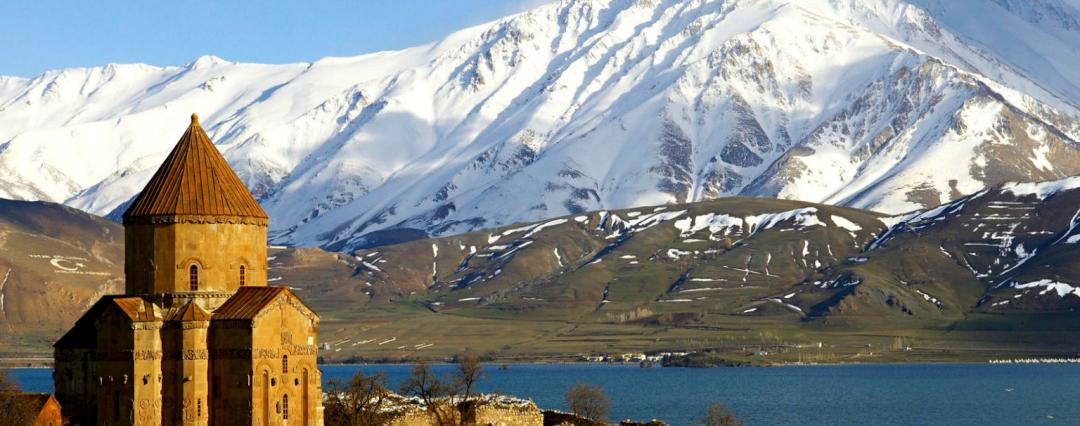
[385,403,543,426]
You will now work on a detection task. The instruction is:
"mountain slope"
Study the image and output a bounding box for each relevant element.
[1,0,1080,251]
[0,200,123,350]
[304,176,1080,321]
[839,176,1080,316]
[3,178,1080,358]
[328,197,889,318]
[282,178,1080,360]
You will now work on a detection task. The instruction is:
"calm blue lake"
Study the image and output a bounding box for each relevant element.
[9,363,1079,425]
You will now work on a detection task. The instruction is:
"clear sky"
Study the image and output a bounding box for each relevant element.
[0,0,547,78]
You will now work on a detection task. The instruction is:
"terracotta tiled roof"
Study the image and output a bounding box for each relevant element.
[55,296,158,349]
[13,393,55,412]
[212,286,289,320]
[122,114,267,222]
[55,297,118,348]
[169,300,211,322]
[111,297,158,322]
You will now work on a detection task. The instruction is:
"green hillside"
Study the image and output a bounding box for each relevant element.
[3,180,1080,364]
[272,183,1080,363]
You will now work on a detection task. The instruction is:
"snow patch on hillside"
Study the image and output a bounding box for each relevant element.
[746,208,825,234]
[1003,177,1080,200]
[1013,279,1080,298]
[674,213,744,238]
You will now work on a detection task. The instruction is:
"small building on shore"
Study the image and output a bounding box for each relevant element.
[4,393,64,426]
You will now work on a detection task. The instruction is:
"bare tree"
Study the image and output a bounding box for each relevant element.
[324,370,391,426]
[0,369,35,424]
[399,361,458,426]
[695,402,742,426]
[454,352,487,423]
[565,382,610,422]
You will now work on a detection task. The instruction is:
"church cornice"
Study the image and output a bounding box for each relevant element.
[153,291,235,302]
[132,322,163,331]
[123,214,268,226]
[164,321,210,329]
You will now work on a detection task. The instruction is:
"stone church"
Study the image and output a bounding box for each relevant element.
[54,114,324,425]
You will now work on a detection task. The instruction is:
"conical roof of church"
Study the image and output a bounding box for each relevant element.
[123,114,267,222]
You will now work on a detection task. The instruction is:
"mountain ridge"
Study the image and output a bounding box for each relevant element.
[1,0,1080,252]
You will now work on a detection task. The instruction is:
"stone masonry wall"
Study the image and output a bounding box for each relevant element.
[385,402,543,426]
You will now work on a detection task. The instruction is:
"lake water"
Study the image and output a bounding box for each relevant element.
[9,363,1080,425]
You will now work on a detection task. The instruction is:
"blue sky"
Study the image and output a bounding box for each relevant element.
[0,0,546,77]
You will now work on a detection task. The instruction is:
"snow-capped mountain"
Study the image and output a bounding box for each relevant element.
[1,0,1080,250]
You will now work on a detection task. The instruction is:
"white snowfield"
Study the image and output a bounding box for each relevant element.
[1012,279,1080,298]
[1,0,1079,251]
[1002,177,1080,200]
[674,206,855,241]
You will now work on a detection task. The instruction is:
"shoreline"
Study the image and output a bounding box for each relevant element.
[10,358,1080,425]
[313,360,1080,367]
[8,360,1074,370]
[6,353,1080,369]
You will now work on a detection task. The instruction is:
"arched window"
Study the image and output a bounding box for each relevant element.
[189,265,199,291]
[282,355,288,374]
[282,394,289,420]
[239,265,246,286]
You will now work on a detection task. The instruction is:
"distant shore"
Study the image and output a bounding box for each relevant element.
[5,354,1080,370]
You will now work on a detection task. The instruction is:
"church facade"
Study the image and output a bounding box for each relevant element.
[54,114,323,425]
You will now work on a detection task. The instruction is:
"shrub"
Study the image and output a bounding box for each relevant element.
[695,402,742,426]
[323,370,391,426]
[565,382,610,422]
